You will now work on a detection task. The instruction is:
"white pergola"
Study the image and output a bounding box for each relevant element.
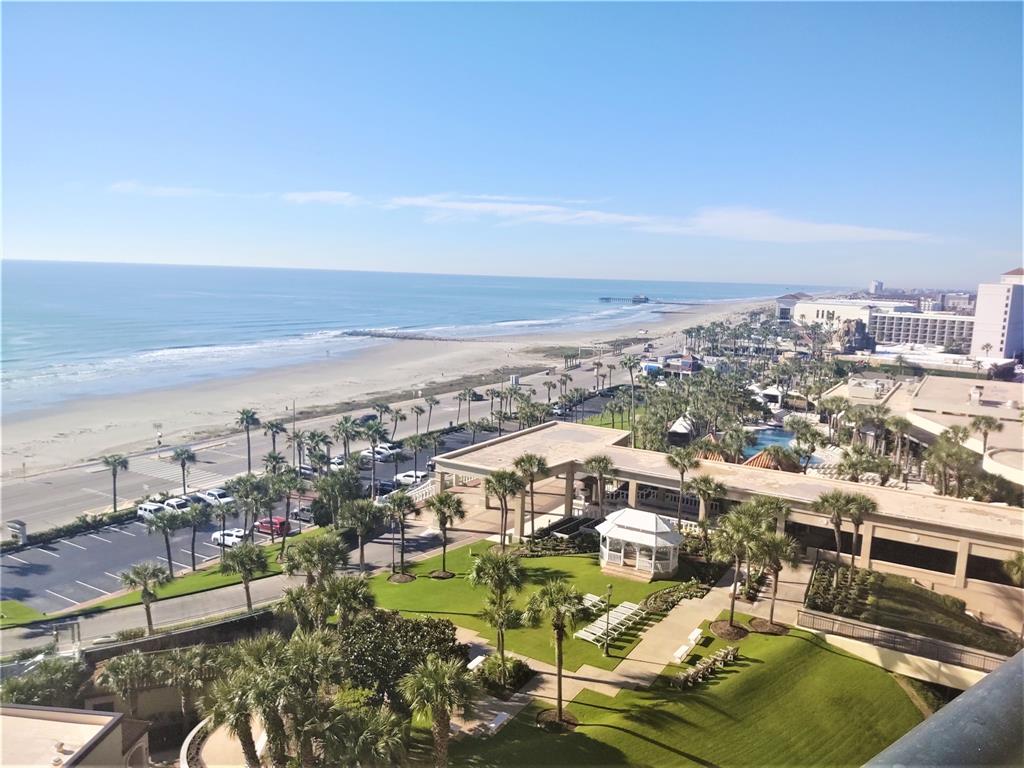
[595,507,682,579]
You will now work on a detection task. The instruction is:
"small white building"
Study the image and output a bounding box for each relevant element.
[595,507,682,582]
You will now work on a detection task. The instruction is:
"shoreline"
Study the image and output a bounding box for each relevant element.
[1,298,769,472]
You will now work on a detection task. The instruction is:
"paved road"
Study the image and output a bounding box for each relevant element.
[1,368,612,532]
[1,398,608,614]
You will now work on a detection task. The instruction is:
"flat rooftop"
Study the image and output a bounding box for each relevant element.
[1,706,118,767]
[436,421,1023,544]
[913,376,1024,408]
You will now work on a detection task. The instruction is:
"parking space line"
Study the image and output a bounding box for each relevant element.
[88,534,112,543]
[36,548,60,558]
[132,522,149,530]
[201,542,222,550]
[158,556,190,570]
[45,589,78,605]
[104,572,121,580]
[59,539,87,550]
[108,527,136,537]
[181,548,214,561]
[75,580,111,595]
[5,554,30,564]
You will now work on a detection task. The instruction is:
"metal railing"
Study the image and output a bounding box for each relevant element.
[796,608,1010,673]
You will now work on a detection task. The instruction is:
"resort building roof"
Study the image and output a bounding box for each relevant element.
[743,448,800,472]
[595,507,682,548]
[0,704,147,768]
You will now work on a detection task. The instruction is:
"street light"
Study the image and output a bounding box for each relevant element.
[603,583,613,657]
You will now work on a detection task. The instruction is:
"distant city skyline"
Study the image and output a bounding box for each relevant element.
[4,2,1021,285]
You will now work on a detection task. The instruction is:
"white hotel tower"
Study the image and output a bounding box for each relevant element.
[970,268,1024,359]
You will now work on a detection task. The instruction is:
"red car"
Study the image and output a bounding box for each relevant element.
[254,517,290,536]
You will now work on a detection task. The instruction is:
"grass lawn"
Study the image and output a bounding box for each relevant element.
[0,600,46,629]
[449,613,923,768]
[871,574,1018,656]
[370,544,697,672]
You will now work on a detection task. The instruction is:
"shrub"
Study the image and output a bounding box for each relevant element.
[940,594,967,614]
[115,628,146,642]
[1,508,139,553]
[642,579,709,612]
[475,655,534,698]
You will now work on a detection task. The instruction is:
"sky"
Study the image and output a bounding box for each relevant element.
[3,2,1021,288]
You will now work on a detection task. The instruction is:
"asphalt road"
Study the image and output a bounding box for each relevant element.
[1,397,608,615]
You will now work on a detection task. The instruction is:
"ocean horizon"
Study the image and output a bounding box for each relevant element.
[1,260,832,415]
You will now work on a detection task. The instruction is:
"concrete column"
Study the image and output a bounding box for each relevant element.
[484,492,491,510]
[628,480,638,507]
[859,522,874,567]
[954,538,971,589]
[513,490,527,541]
[563,464,576,517]
[437,471,448,491]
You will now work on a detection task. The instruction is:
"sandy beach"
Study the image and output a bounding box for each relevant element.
[1,299,768,473]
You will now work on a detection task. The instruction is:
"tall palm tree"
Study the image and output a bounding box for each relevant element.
[424,395,441,432]
[582,454,615,517]
[424,491,465,575]
[543,380,558,402]
[399,654,478,768]
[666,446,699,529]
[711,514,748,627]
[341,499,381,571]
[119,562,171,634]
[524,578,589,722]
[593,360,604,389]
[427,431,446,457]
[812,490,854,580]
[688,474,726,523]
[405,433,428,475]
[283,528,350,584]
[202,671,261,768]
[182,503,211,571]
[236,408,261,473]
[838,443,876,483]
[323,573,376,628]
[220,541,269,612]
[970,414,1004,454]
[288,428,309,467]
[263,419,288,453]
[372,401,392,423]
[362,420,389,495]
[146,510,182,580]
[171,446,197,495]
[484,470,526,550]
[411,404,427,434]
[332,416,362,460]
[384,491,420,576]
[454,391,467,424]
[753,533,801,626]
[100,454,128,516]
[846,492,877,571]
[480,592,522,682]
[886,416,912,471]
[468,547,524,669]
[263,450,286,475]
[512,452,549,538]
[620,353,641,444]
[390,407,407,440]
[1002,552,1024,642]
[97,650,154,718]
[159,645,212,737]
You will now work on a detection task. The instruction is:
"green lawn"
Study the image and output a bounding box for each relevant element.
[0,600,46,629]
[371,545,695,672]
[449,614,923,768]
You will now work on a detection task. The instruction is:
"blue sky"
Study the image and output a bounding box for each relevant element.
[4,2,1021,287]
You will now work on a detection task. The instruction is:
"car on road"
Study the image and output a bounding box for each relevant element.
[365,479,396,497]
[551,405,566,417]
[163,497,192,513]
[329,456,347,470]
[290,505,314,524]
[199,488,234,506]
[136,501,165,521]
[394,470,429,486]
[469,390,485,401]
[186,493,211,509]
[356,414,378,425]
[360,447,395,462]
[211,528,247,547]
[255,517,290,537]
[298,464,316,479]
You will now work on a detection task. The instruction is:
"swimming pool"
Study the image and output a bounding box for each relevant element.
[743,426,823,465]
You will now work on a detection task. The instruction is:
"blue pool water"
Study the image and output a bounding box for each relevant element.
[745,427,822,465]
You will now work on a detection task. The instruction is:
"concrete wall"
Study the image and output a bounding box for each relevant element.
[820,633,987,690]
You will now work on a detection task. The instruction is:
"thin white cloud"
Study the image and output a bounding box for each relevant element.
[283,190,361,206]
[110,180,225,198]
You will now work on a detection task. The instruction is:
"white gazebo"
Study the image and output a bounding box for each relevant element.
[595,507,682,581]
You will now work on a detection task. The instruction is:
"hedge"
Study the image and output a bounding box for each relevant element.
[0,508,140,554]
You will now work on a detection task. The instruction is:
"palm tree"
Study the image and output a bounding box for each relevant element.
[484,470,526,550]
[399,654,478,768]
[236,408,261,473]
[424,395,441,432]
[202,671,261,768]
[171,446,197,495]
[666,446,699,529]
[711,513,748,627]
[424,491,466,575]
[288,428,309,467]
[981,342,993,357]
[411,404,427,433]
[621,353,641,444]
[384,491,420,576]
[283,528,350,584]
[1002,552,1024,643]
[390,407,407,440]
[512,453,549,538]
[263,450,286,475]
[427,431,446,457]
[405,432,428,475]
[362,420,389,495]
[846,492,877,571]
[119,562,171,634]
[468,547,524,669]
[593,360,603,389]
[97,650,154,718]
[323,573,376,628]
[182,503,211,571]
[480,592,522,681]
[332,416,362,460]
[812,490,853,579]
[582,454,615,517]
[543,380,558,402]
[524,578,589,722]
[753,533,801,626]
[886,416,912,471]
[970,414,1004,454]
[159,645,211,736]
[100,454,129,516]
[263,419,288,453]
[688,474,726,523]
[146,510,182,580]
[220,541,269,612]
[341,499,381,571]
[838,443,876,483]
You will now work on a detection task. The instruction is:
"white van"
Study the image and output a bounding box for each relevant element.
[136,502,164,521]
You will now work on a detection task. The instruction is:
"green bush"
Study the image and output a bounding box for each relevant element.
[940,594,966,614]
[476,655,534,698]
[1,508,139,553]
[115,627,146,642]
[641,579,709,612]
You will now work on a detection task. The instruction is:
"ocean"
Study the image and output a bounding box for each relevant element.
[1,261,827,415]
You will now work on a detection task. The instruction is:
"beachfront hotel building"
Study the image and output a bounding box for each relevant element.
[868,309,975,347]
[970,268,1024,359]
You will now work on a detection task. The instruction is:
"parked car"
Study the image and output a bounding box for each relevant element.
[198,488,234,506]
[254,517,290,537]
[136,502,165,521]
[469,390,485,401]
[186,493,211,509]
[162,497,191,513]
[394,470,428,486]
[356,414,378,425]
[551,405,566,417]
[365,479,396,497]
[329,456,347,469]
[360,447,394,462]
[298,464,316,479]
[290,505,314,524]
[211,528,246,547]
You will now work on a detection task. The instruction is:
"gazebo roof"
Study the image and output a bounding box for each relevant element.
[743,448,800,472]
[595,507,682,548]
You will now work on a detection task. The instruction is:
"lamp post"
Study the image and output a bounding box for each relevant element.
[603,583,613,657]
